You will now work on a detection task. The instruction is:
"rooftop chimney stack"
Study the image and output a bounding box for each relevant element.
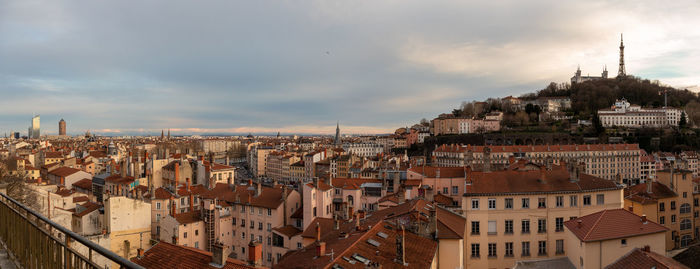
[247,240,262,267]
[396,226,407,266]
[577,219,582,228]
[316,241,326,257]
[641,214,647,224]
[211,243,226,267]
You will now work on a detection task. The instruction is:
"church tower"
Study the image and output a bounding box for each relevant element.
[602,65,608,79]
[334,121,340,146]
[617,34,626,78]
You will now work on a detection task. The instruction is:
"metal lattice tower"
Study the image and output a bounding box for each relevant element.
[618,33,626,78]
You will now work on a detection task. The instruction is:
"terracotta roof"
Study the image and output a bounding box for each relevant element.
[436,207,465,239]
[564,209,667,242]
[606,248,689,269]
[132,241,259,269]
[433,193,454,206]
[378,193,400,204]
[44,151,64,159]
[72,196,89,203]
[49,167,82,177]
[73,202,101,217]
[55,188,76,197]
[174,211,201,225]
[153,187,174,200]
[434,143,640,154]
[301,218,335,238]
[272,225,302,238]
[290,205,303,219]
[305,180,333,192]
[625,182,677,204]
[407,166,466,178]
[211,162,235,171]
[672,245,700,269]
[330,178,381,190]
[465,165,621,196]
[199,183,293,209]
[72,178,93,190]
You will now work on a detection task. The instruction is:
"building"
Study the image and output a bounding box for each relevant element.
[624,169,698,250]
[432,144,642,182]
[462,163,624,269]
[29,114,40,139]
[342,143,383,158]
[59,118,66,136]
[598,98,687,128]
[430,115,501,136]
[132,241,261,269]
[563,209,667,269]
[607,247,689,269]
[570,65,608,84]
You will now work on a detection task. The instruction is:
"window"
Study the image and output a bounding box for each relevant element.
[522,198,530,209]
[471,221,480,235]
[258,222,263,230]
[596,194,604,205]
[505,220,513,234]
[660,202,665,212]
[242,246,245,254]
[267,253,272,262]
[681,235,692,247]
[488,199,496,210]
[195,230,198,236]
[538,198,546,208]
[297,242,302,249]
[621,239,627,246]
[471,199,479,210]
[241,219,246,227]
[521,242,530,256]
[695,198,699,207]
[671,201,676,210]
[570,195,578,207]
[267,209,272,216]
[488,243,497,257]
[505,198,513,209]
[681,203,691,214]
[258,207,262,215]
[538,241,547,256]
[313,207,317,217]
[250,220,254,228]
[156,213,161,221]
[660,216,665,224]
[267,223,272,231]
[556,240,564,254]
[194,242,199,249]
[156,202,161,210]
[488,221,497,235]
[672,215,677,223]
[471,244,480,258]
[522,219,530,233]
[538,219,546,233]
[681,219,692,230]
[442,187,448,194]
[556,196,564,207]
[452,186,459,195]
[683,192,688,198]
[505,242,513,257]
[555,217,564,232]
[183,232,187,238]
[583,195,591,206]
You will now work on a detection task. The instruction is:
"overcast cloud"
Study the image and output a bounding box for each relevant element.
[1,0,700,135]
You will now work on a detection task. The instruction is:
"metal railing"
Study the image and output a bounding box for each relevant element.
[0,192,143,269]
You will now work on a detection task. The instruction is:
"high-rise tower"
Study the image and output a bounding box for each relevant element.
[617,33,626,78]
[59,118,66,136]
[29,115,40,139]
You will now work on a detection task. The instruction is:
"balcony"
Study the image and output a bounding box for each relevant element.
[0,192,142,269]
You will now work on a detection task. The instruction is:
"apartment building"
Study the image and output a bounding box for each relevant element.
[431,115,501,136]
[625,169,698,250]
[342,143,384,157]
[598,98,687,128]
[462,164,623,269]
[433,144,641,181]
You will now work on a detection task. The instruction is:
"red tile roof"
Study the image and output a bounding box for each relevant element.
[436,207,465,239]
[132,241,260,269]
[272,225,302,238]
[434,143,640,153]
[606,248,689,269]
[153,187,174,200]
[49,167,82,177]
[625,182,677,204]
[407,166,466,178]
[174,211,201,225]
[564,209,667,242]
[465,165,621,195]
[73,202,101,217]
[72,178,93,190]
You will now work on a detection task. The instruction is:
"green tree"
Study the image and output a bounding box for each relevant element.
[592,113,604,135]
[679,112,688,128]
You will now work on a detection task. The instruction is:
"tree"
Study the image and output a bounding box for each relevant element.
[591,113,605,135]
[679,112,688,128]
[419,118,430,127]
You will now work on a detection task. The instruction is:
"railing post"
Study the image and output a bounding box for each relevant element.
[65,234,72,269]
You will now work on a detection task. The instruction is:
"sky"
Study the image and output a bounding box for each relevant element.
[2,0,700,136]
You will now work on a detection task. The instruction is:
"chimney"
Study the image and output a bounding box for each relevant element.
[211,242,226,267]
[186,178,191,191]
[576,219,582,228]
[316,241,327,257]
[428,208,437,239]
[647,177,653,193]
[539,166,547,184]
[642,245,650,252]
[174,162,180,185]
[641,214,647,224]
[255,182,262,197]
[137,248,144,258]
[396,226,406,266]
[316,222,321,241]
[628,205,634,212]
[169,196,175,216]
[248,240,262,267]
[355,214,361,231]
[172,235,178,244]
[188,193,194,212]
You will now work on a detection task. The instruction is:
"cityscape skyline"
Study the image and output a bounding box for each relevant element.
[2,1,700,135]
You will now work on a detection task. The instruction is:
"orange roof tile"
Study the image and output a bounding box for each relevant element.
[564,209,667,242]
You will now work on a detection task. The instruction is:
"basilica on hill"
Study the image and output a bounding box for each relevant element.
[571,34,627,84]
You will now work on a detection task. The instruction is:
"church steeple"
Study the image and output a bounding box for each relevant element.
[617,33,626,78]
[334,121,340,146]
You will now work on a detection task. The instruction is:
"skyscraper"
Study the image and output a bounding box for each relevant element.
[59,118,66,136]
[29,115,40,139]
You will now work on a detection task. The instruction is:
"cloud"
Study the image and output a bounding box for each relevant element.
[1,0,700,135]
